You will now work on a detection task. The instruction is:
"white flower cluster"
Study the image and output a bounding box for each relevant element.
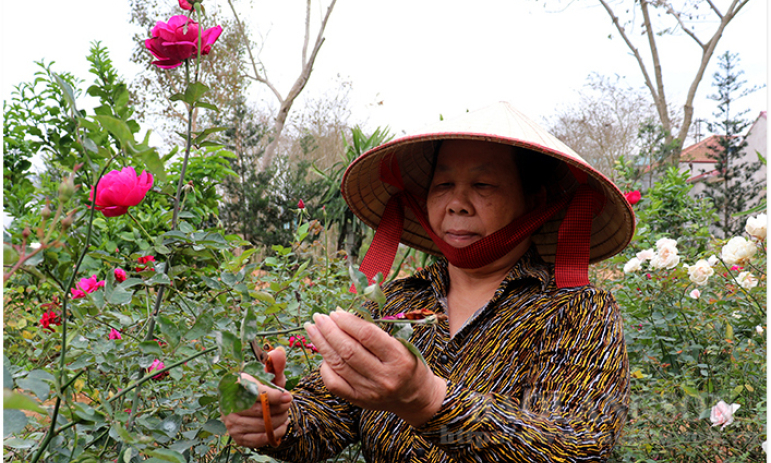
[624,238,681,274]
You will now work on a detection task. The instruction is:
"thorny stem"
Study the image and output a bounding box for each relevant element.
[31,153,119,463]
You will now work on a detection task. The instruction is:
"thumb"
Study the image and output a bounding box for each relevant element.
[266,346,287,388]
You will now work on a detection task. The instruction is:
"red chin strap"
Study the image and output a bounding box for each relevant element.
[353,154,604,291]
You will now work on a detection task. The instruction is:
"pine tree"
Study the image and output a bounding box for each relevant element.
[702,51,763,238]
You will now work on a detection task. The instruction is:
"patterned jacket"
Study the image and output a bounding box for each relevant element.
[260,249,630,462]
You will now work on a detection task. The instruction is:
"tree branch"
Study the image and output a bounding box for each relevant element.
[641,0,672,145]
[262,0,338,168]
[662,2,704,48]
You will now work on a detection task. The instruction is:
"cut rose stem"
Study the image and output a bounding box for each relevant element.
[260,391,281,447]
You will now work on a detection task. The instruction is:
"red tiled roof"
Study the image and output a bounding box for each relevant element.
[680,135,728,163]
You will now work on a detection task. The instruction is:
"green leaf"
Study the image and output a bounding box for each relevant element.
[218,373,259,415]
[349,265,368,294]
[119,278,145,289]
[145,449,186,463]
[93,115,134,145]
[156,414,182,437]
[215,331,242,363]
[183,312,214,341]
[139,341,164,356]
[201,276,222,290]
[202,418,227,435]
[194,101,219,113]
[681,385,700,399]
[363,282,386,308]
[240,307,258,344]
[107,284,134,305]
[396,338,428,367]
[52,73,80,116]
[146,272,171,287]
[3,409,28,437]
[158,315,181,348]
[3,389,45,414]
[135,147,167,183]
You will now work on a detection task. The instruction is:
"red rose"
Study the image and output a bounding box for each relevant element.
[39,311,62,332]
[624,190,642,206]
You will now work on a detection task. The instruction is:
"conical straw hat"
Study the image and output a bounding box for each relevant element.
[341,101,635,264]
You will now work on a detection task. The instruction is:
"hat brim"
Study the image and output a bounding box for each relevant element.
[341,103,635,264]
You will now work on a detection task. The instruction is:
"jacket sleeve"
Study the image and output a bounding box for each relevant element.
[256,370,362,463]
[415,288,630,462]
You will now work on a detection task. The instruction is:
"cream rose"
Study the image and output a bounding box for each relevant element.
[687,259,714,285]
[689,289,701,299]
[736,271,758,290]
[745,213,767,241]
[636,248,655,262]
[650,238,680,269]
[721,237,757,266]
[624,257,642,273]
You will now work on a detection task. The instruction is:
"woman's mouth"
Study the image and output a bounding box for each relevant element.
[443,230,481,247]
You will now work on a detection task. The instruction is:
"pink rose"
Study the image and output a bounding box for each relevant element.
[114,268,127,283]
[298,199,305,210]
[178,0,193,10]
[109,328,122,340]
[77,275,106,294]
[148,359,169,380]
[624,190,642,206]
[710,400,740,430]
[71,288,86,300]
[90,167,154,218]
[144,15,223,69]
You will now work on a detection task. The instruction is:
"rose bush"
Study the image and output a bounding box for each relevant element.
[607,161,766,463]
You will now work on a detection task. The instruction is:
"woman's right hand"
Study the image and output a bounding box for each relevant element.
[222,348,293,448]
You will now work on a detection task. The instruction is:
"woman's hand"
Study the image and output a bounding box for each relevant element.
[304,310,446,427]
[222,348,293,448]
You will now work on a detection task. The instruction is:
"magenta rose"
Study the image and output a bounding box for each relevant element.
[90,167,154,218]
[145,15,223,69]
[114,268,127,283]
[178,0,193,10]
[77,275,106,294]
[71,288,86,300]
[109,328,122,340]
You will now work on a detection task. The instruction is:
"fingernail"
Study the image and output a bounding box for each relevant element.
[329,311,340,321]
[313,313,328,327]
[281,393,292,403]
[304,322,318,337]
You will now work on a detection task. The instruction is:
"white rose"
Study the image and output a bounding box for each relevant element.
[745,213,767,241]
[624,257,642,273]
[689,289,701,299]
[756,325,764,335]
[650,241,680,269]
[636,248,655,262]
[687,259,714,286]
[736,271,758,290]
[655,237,678,251]
[721,237,757,266]
[707,255,719,267]
[710,400,740,430]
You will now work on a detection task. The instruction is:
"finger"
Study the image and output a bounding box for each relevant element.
[329,310,401,361]
[266,347,287,388]
[225,414,291,448]
[235,373,292,417]
[305,316,379,379]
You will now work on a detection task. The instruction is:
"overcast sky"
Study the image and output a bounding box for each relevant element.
[1,1,767,137]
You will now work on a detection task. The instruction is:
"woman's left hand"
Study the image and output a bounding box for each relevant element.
[304,310,446,427]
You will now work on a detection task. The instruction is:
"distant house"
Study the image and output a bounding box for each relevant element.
[678,111,766,207]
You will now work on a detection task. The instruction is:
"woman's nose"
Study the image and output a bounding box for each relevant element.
[447,186,474,215]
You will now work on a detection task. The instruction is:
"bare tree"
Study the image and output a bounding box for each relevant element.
[547,74,657,182]
[595,0,749,164]
[227,0,338,169]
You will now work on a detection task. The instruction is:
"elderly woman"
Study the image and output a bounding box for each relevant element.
[223,102,634,462]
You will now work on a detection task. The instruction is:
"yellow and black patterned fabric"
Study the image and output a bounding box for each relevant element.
[259,249,630,462]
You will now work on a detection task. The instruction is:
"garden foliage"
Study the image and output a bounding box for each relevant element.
[2,5,766,463]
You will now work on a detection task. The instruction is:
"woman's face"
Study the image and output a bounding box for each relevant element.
[427,140,528,248]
